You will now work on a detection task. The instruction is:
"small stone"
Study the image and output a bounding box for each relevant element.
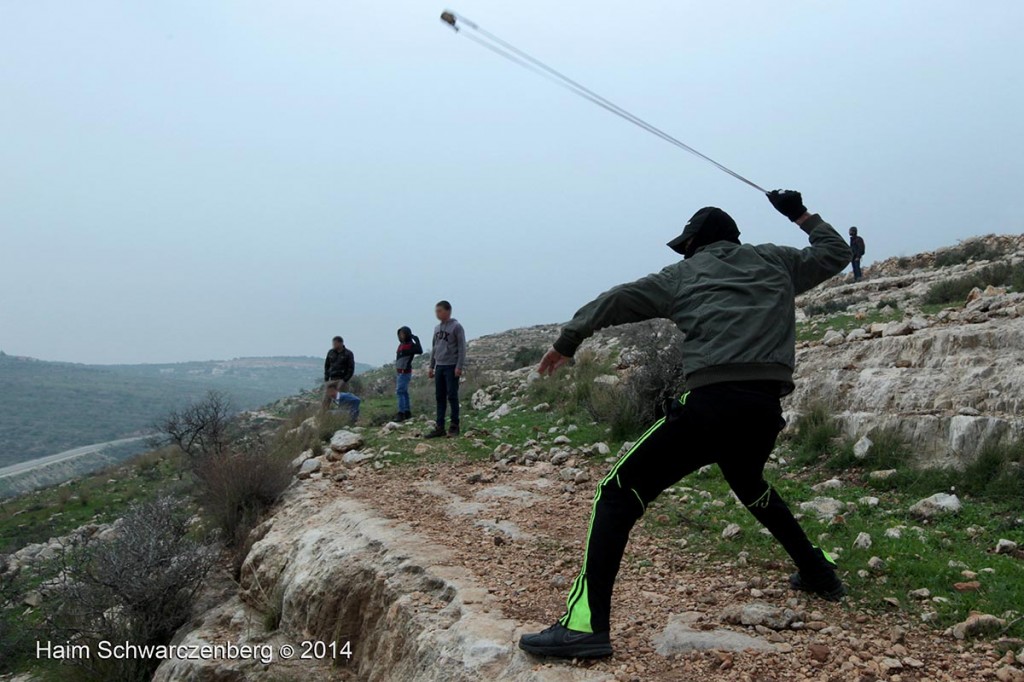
[869,469,899,480]
[808,643,830,662]
[532,402,551,412]
[908,588,931,600]
[812,478,843,492]
[853,532,872,550]
[553,435,572,445]
[953,580,981,592]
[868,556,886,572]
[859,496,880,507]
[996,539,1019,554]
[722,523,742,540]
[298,457,325,478]
[949,612,1006,639]
[909,492,961,518]
[854,436,874,459]
[822,330,845,346]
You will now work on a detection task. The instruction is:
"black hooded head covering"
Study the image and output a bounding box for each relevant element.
[667,207,741,259]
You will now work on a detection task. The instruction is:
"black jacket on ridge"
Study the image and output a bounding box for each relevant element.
[324,347,355,382]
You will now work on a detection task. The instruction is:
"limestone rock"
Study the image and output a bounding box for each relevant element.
[721,602,796,630]
[949,612,1006,639]
[297,458,321,478]
[822,329,845,346]
[655,614,780,655]
[341,450,374,466]
[329,429,364,454]
[846,328,870,342]
[488,403,512,420]
[996,538,1019,554]
[853,532,872,550]
[811,477,843,492]
[909,492,961,518]
[799,497,845,520]
[853,435,874,459]
[471,388,495,410]
[722,523,742,540]
[882,320,913,337]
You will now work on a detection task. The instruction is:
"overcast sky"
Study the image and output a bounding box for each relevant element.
[2,1,1022,366]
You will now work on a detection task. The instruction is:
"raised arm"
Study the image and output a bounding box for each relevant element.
[766,190,852,295]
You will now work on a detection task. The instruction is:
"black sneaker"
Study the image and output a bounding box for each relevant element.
[447,424,460,438]
[395,412,408,422]
[518,623,612,659]
[790,547,847,602]
[425,425,446,439]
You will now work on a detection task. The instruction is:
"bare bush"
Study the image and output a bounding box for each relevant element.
[0,561,33,673]
[155,390,234,467]
[193,439,293,554]
[42,495,216,682]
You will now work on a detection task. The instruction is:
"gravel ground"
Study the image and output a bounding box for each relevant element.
[333,441,1024,682]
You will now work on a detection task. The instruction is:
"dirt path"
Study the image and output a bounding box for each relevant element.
[337,439,1020,682]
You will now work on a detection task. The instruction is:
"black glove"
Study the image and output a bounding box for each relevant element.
[767,189,807,222]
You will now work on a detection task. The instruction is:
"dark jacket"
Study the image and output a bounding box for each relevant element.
[324,347,355,382]
[553,214,851,394]
[396,327,424,373]
[850,235,865,259]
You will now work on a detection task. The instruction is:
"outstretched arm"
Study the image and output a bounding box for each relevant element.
[540,269,676,375]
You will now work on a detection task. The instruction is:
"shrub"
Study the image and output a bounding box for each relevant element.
[923,261,1024,305]
[958,440,1024,503]
[804,294,869,318]
[192,439,293,555]
[41,495,216,682]
[934,240,1008,267]
[509,346,545,370]
[788,404,842,466]
[0,563,32,673]
[155,390,234,468]
[828,428,910,471]
[585,383,643,441]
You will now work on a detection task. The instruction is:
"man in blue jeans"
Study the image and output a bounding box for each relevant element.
[426,300,467,438]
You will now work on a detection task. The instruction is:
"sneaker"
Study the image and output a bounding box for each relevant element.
[403,411,413,420]
[424,425,446,439]
[789,547,846,601]
[518,623,612,659]
[447,424,460,438]
[395,412,408,422]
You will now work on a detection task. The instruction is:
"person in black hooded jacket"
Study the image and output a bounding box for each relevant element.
[394,326,423,421]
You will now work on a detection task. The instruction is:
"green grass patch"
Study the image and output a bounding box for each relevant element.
[796,309,902,343]
[0,448,190,555]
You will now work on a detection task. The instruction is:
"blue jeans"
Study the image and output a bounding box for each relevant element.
[334,392,361,420]
[852,258,863,281]
[434,365,460,427]
[396,373,412,413]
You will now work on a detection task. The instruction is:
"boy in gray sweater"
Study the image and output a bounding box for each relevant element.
[426,300,467,438]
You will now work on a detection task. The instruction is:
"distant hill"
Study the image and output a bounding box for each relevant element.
[0,353,372,467]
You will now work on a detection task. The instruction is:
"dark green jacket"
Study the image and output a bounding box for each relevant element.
[553,214,851,394]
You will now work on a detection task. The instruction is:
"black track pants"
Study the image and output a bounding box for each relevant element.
[558,381,820,634]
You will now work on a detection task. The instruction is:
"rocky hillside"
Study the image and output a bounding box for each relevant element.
[466,233,1024,469]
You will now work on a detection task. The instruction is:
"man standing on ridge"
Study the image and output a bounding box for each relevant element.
[323,335,355,410]
[849,226,866,281]
[519,190,852,660]
[426,300,467,438]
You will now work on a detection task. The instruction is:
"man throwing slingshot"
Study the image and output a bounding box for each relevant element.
[519,190,852,659]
